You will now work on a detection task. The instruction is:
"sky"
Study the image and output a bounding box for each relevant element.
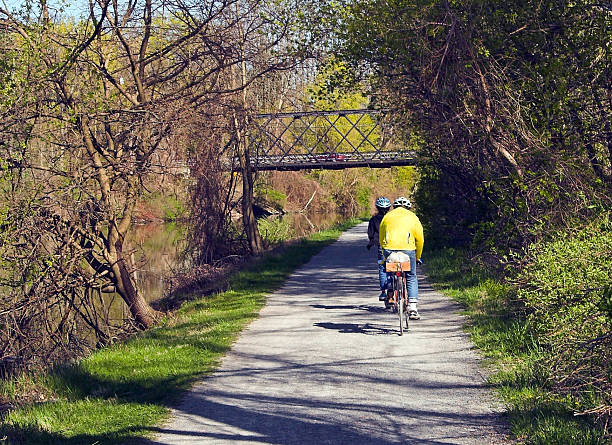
[2,0,90,19]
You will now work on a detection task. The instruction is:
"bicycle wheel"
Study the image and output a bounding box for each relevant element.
[391,275,398,313]
[397,275,404,335]
[403,273,410,331]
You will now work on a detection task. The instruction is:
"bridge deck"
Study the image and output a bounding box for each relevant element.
[233,151,418,171]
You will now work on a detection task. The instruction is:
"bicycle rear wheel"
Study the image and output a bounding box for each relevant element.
[403,274,410,331]
[391,275,398,313]
[397,276,405,335]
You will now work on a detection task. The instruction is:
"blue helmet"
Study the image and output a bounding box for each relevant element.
[375,197,391,210]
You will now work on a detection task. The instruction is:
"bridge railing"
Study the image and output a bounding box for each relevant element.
[230,109,419,171]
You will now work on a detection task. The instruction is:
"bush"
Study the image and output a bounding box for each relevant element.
[514,215,612,428]
[162,196,186,221]
[258,216,294,246]
[355,185,371,214]
[255,184,287,211]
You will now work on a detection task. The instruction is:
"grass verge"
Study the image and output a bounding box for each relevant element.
[0,218,362,445]
[425,247,607,445]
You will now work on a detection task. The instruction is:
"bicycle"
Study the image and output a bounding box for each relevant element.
[385,252,411,335]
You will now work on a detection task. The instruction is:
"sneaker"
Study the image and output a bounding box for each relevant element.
[409,310,421,320]
[378,291,387,301]
[384,290,394,309]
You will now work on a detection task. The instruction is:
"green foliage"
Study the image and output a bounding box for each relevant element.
[415,165,490,248]
[354,186,371,213]
[258,216,294,245]
[255,183,287,210]
[516,217,611,336]
[328,0,612,251]
[142,192,187,222]
[517,222,612,339]
[390,166,418,191]
[163,197,186,222]
[597,285,612,320]
[513,215,612,424]
[302,57,381,155]
[309,169,370,215]
[306,57,359,108]
[304,165,420,218]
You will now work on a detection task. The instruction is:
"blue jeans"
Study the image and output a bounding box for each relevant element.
[382,249,418,302]
[377,248,386,291]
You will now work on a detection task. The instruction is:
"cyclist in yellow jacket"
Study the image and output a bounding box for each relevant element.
[379,197,424,319]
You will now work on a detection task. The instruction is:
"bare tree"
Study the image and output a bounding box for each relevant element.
[186,0,303,259]
[0,0,298,373]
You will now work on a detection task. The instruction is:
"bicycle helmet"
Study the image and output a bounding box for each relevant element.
[375,196,391,210]
[393,196,412,209]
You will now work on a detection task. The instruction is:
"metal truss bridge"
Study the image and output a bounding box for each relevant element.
[234,109,418,171]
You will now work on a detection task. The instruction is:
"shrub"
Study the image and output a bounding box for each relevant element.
[514,215,612,429]
[258,216,294,246]
[355,185,371,214]
[255,183,287,211]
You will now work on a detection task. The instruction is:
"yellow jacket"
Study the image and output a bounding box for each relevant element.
[379,207,424,259]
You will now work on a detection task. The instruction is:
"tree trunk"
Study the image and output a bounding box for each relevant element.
[233,103,263,255]
[240,147,263,254]
[112,237,159,329]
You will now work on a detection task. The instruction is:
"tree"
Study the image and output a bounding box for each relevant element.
[187,0,309,259]
[327,0,611,248]
[0,0,297,373]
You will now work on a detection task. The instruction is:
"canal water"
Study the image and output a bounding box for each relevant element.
[131,211,345,303]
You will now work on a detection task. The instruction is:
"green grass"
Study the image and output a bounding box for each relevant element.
[0,218,362,445]
[258,215,294,245]
[425,247,608,445]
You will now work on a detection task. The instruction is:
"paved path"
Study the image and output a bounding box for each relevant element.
[147,223,509,444]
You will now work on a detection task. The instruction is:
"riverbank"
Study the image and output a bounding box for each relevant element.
[0,219,362,445]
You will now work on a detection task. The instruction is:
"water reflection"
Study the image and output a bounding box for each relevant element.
[130,212,346,303]
[130,222,186,302]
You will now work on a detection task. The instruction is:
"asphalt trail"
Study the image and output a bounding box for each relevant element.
[146,222,509,444]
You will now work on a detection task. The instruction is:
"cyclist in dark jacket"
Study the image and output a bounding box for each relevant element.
[367,197,391,301]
